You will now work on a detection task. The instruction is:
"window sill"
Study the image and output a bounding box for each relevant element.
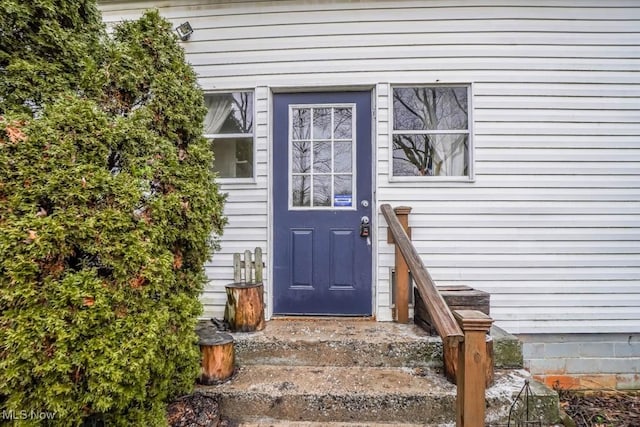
[217,177,257,186]
[388,175,476,184]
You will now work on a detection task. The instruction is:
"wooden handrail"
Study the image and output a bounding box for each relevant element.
[382,204,493,426]
[380,204,463,343]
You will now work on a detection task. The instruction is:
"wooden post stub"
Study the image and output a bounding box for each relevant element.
[224,282,265,332]
[197,330,235,385]
[393,206,412,324]
[233,253,241,283]
[454,310,493,427]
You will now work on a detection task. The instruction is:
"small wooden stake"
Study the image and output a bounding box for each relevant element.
[224,282,265,332]
[244,249,252,283]
[197,330,234,385]
[254,247,263,283]
[233,253,241,283]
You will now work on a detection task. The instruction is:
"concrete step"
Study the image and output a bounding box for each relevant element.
[231,319,442,368]
[228,319,522,369]
[492,325,524,369]
[197,365,560,425]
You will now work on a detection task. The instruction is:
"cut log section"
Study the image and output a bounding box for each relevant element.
[197,329,235,385]
[224,282,265,332]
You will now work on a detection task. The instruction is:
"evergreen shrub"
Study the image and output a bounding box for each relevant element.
[0,4,225,425]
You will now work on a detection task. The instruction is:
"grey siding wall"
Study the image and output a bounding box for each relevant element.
[100,0,640,334]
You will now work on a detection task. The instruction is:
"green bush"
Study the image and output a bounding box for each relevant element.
[0,5,225,426]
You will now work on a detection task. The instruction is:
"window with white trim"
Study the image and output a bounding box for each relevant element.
[392,86,471,178]
[204,91,254,179]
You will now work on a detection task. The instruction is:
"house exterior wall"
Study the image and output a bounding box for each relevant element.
[99,1,640,336]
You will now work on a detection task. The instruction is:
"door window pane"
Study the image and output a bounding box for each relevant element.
[313,141,331,173]
[334,175,352,197]
[334,141,352,173]
[313,176,331,207]
[334,108,352,139]
[292,141,311,173]
[292,175,311,207]
[313,108,331,139]
[292,108,311,140]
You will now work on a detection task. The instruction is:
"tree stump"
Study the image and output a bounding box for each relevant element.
[224,282,265,332]
[197,329,235,385]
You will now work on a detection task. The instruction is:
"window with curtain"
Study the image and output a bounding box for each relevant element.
[204,91,254,179]
[392,86,471,178]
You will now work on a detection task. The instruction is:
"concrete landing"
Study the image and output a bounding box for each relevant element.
[229,319,523,369]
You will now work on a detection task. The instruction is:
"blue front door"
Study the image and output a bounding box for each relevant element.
[273,91,373,315]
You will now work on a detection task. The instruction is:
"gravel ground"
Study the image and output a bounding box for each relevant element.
[559,390,640,427]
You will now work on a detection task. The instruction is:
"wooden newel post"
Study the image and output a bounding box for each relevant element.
[390,206,412,323]
[454,310,493,427]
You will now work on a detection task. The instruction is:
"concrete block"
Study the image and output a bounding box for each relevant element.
[616,374,640,390]
[578,374,617,390]
[523,343,544,359]
[493,329,524,368]
[528,358,566,375]
[544,343,581,358]
[565,358,601,374]
[598,357,640,374]
[614,342,640,357]
[579,342,615,358]
[535,374,580,390]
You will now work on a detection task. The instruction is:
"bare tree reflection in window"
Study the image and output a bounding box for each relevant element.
[313,175,331,206]
[292,175,310,207]
[334,108,352,139]
[393,87,468,176]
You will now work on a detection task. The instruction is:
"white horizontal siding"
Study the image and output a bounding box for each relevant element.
[100,0,640,334]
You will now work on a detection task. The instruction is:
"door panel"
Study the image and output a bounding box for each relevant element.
[273,91,373,315]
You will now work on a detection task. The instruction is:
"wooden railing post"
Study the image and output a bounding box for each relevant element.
[391,206,411,323]
[454,310,494,427]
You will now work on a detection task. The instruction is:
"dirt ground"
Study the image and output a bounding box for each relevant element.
[559,390,640,427]
[167,393,233,427]
[167,390,640,427]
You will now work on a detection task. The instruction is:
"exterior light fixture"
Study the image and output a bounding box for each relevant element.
[176,22,193,41]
